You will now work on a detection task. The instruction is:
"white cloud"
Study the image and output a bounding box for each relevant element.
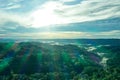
[0,31,90,39]
[96,30,120,36]
[1,30,120,39]
[0,0,120,28]
[3,4,21,9]
[0,11,31,27]
[59,0,75,2]
[87,47,96,51]
[28,0,120,28]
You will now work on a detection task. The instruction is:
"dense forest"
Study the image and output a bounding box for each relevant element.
[0,40,120,80]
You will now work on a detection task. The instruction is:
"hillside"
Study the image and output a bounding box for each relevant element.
[0,40,119,80]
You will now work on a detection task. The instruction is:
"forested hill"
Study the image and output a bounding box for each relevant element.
[0,40,119,80]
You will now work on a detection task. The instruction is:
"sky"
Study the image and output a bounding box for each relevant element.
[0,0,120,39]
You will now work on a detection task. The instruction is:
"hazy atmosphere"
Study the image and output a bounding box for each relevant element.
[0,0,120,80]
[0,0,120,39]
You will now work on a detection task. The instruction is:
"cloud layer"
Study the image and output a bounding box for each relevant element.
[0,0,120,28]
[1,30,120,39]
[29,0,120,27]
[0,0,120,39]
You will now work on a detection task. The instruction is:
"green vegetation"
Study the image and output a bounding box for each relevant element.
[0,42,120,80]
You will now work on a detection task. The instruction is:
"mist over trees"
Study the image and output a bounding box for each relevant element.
[0,40,120,80]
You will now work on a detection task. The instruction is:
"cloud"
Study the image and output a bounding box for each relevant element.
[0,1,120,39]
[59,0,75,2]
[96,30,120,36]
[0,11,31,27]
[56,0,120,20]
[0,30,120,39]
[0,28,6,32]
[28,0,120,28]
[3,4,21,10]
[0,0,120,29]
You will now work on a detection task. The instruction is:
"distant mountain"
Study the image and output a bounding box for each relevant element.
[0,39,120,46]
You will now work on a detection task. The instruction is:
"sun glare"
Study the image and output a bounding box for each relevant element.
[30,2,63,28]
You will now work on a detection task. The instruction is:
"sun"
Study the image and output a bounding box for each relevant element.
[30,2,63,28]
[30,10,58,28]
